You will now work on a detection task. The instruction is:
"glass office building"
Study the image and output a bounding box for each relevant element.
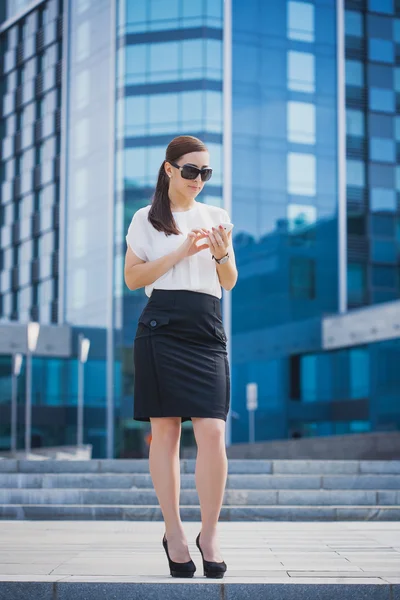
[0,0,399,457]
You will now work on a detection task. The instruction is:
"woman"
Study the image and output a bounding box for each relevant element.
[124,135,238,579]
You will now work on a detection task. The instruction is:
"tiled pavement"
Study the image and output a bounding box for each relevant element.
[0,520,399,599]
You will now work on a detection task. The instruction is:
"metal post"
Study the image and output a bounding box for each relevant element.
[25,349,32,455]
[11,370,17,454]
[249,409,255,444]
[77,334,84,448]
[11,353,23,454]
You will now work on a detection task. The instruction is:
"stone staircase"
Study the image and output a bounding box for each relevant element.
[0,458,399,520]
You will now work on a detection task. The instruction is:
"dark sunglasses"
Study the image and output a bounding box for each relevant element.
[169,161,213,182]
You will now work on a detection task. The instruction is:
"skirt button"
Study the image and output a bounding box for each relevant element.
[150,320,157,327]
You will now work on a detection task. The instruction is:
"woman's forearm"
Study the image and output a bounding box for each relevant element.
[124,250,183,291]
[216,258,238,291]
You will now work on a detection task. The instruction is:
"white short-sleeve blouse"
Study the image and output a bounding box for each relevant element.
[125,201,232,299]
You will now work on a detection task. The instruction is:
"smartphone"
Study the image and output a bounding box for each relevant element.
[205,222,234,244]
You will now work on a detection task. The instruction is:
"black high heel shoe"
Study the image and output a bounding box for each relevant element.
[162,533,196,578]
[196,532,227,578]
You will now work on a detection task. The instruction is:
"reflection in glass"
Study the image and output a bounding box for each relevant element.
[348,263,366,304]
[287,203,317,234]
[76,21,90,62]
[346,109,364,136]
[369,39,394,63]
[369,87,395,112]
[287,1,314,42]
[287,101,315,144]
[345,59,364,87]
[370,137,395,162]
[125,45,146,84]
[345,10,363,37]
[287,152,316,195]
[346,159,365,187]
[370,187,396,211]
[288,51,315,92]
[149,94,179,133]
[368,0,394,15]
[290,258,315,299]
[149,42,179,82]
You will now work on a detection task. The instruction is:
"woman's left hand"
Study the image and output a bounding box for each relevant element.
[206,226,230,261]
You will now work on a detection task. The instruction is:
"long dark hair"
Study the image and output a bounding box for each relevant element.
[148,135,208,236]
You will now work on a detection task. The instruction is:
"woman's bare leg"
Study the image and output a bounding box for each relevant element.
[191,417,227,561]
[149,417,191,562]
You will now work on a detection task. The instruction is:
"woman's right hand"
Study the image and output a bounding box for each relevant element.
[177,228,210,259]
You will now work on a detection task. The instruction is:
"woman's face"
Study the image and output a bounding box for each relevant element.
[165,150,210,199]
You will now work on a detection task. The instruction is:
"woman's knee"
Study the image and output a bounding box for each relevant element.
[192,417,226,448]
[150,417,181,446]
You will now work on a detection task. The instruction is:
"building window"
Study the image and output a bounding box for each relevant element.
[369,63,393,88]
[149,42,179,82]
[300,355,317,402]
[287,51,315,93]
[395,19,400,43]
[371,214,395,237]
[75,70,90,110]
[346,159,365,187]
[345,59,364,87]
[290,257,315,299]
[124,96,147,136]
[287,101,315,144]
[125,45,146,84]
[182,91,203,131]
[372,239,397,262]
[370,187,396,212]
[74,118,89,159]
[346,109,364,137]
[349,349,369,399]
[76,0,91,14]
[369,87,395,112]
[149,93,179,134]
[287,1,314,42]
[347,263,366,304]
[368,0,393,15]
[372,265,397,287]
[368,39,394,64]
[74,169,88,209]
[370,138,395,162]
[288,153,316,196]
[76,21,90,62]
[345,10,363,37]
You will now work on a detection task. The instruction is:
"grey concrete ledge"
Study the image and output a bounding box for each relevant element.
[0,580,399,600]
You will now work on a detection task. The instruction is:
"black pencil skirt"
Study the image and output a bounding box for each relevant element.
[133,289,230,422]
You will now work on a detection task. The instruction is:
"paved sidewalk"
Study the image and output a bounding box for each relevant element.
[0,521,400,599]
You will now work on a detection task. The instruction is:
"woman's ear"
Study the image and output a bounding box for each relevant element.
[164,162,172,179]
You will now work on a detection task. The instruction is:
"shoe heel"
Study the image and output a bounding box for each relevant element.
[162,534,196,578]
[196,532,227,579]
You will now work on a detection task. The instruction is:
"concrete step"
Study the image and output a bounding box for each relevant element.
[2,472,400,489]
[1,459,400,475]
[1,488,400,506]
[1,503,400,520]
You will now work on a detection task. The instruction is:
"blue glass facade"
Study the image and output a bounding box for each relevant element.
[345,0,400,308]
[230,0,340,442]
[116,0,225,446]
